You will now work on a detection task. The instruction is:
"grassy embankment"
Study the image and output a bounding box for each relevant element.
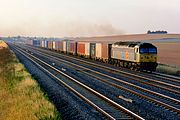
[0,40,61,120]
[156,64,180,76]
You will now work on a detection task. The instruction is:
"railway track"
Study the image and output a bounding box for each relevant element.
[24,45,180,95]
[11,44,144,120]
[122,69,180,86]
[17,44,180,114]
[153,72,180,83]
[112,66,180,86]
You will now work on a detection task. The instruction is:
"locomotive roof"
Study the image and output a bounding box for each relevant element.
[114,41,156,48]
[114,41,141,47]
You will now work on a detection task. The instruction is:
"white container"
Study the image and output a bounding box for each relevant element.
[41,40,45,47]
[44,40,48,48]
[96,43,102,59]
[85,42,90,56]
[63,41,66,52]
[52,41,56,49]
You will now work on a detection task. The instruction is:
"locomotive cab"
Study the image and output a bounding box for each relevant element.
[137,43,158,71]
[109,41,158,72]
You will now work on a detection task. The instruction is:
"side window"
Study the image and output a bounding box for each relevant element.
[136,48,138,53]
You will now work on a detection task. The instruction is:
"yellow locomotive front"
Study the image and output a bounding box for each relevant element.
[135,43,158,71]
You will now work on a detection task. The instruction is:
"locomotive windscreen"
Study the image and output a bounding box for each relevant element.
[139,43,157,54]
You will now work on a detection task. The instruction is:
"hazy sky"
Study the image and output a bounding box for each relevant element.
[0,0,180,37]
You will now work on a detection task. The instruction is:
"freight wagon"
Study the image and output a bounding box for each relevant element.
[41,40,45,47]
[44,40,48,48]
[94,42,109,62]
[52,41,56,50]
[54,41,63,51]
[32,40,41,47]
[25,39,33,45]
[63,40,77,55]
[77,42,92,58]
[76,42,109,62]
[54,41,59,51]
[48,41,53,50]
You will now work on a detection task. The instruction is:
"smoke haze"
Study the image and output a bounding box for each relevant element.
[1,20,124,37]
[0,0,180,37]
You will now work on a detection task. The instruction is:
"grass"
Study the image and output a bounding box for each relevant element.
[156,63,180,76]
[0,40,8,48]
[0,42,62,120]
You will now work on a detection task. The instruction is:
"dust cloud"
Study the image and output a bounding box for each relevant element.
[1,20,124,37]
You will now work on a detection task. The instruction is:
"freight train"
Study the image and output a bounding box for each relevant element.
[27,40,158,72]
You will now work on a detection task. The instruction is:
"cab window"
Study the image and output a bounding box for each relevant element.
[140,48,157,54]
[149,48,157,54]
[140,48,148,53]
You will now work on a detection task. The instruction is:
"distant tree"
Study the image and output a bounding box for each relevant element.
[147,30,168,34]
[147,30,151,34]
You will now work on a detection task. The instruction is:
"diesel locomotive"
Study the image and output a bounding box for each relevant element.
[109,42,158,72]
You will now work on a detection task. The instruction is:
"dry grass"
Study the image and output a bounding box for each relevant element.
[156,64,180,76]
[154,42,180,66]
[0,40,8,48]
[0,47,61,120]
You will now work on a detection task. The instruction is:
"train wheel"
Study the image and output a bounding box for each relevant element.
[130,66,135,70]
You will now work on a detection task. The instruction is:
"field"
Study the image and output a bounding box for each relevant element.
[76,34,180,42]
[76,34,180,67]
[0,42,61,120]
[153,42,180,66]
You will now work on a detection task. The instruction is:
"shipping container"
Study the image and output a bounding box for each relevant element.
[70,42,75,53]
[44,40,48,48]
[69,40,77,54]
[26,40,33,45]
[58,41,63,51]
[54,41,63,51]
[63,41,66,52]
[55,41,63,51]
[85,43,90,56]
[94,43,109,62]
[66,40,70,53]
[55,41,59,50]
[96,43,102,59]
[77,42,90,58]
[90,43,96,58]
[62,40,76,54]
[77,42,86,55]
[41,40,45,47]
[52,41,56,49]
[33,40,41,47]
[48,41,53,49]
[101,43,109,61]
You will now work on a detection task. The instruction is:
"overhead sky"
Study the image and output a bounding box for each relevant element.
[0,0,180,37]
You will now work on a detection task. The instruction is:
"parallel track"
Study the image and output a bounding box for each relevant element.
[153,72,180,83]
[12,44,144,120]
